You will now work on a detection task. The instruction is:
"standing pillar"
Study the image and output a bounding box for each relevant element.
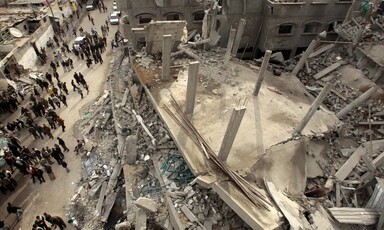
[253,50,272,96]
[295,82,333,134]
[224,28,236,67]
[336,86,379,119]
[218,102,247,162]
[292,39,317,75]
[185,61,200,114]
[231,19,246,57]
[162,34,172,81]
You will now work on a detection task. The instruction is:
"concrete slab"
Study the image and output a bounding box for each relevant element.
[134,197,158,213]
[147,63,339,173]
[131,57,340,229]
[358,44,384,68]
[212,180,280,230]
[339,65,384,98]
[251,138,308,196]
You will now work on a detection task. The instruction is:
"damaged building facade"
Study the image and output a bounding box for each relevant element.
[118,0,351,59]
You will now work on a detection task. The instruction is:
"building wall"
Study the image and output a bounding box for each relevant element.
[119,0,205,34]
[257,0,351,58]
[16,21,54,70]
[120,0,351,59]
[217,0,263,58]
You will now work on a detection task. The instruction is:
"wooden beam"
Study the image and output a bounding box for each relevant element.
[359,121,384,126]
[335,146,366,181]
[313,62,344,80]
[309,44,336,58]
[95,181,108,216]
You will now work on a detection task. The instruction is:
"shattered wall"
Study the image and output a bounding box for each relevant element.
[15,21,54,70]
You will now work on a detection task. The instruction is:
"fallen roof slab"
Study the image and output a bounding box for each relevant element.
[130,53,341,228]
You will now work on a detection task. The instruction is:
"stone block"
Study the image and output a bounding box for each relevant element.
[134,197,158,213]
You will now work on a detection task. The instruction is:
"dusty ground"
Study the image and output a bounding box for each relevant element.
[0,0,118,229]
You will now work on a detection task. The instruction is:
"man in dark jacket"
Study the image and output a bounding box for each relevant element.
[6,202,23,221]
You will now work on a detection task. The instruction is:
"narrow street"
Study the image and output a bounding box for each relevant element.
[0,0,119,229]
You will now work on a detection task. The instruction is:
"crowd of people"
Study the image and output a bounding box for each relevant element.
[0,0,116,228]
[4,203,68,230]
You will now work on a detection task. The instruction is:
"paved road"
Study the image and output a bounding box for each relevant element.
[0,0,119,229]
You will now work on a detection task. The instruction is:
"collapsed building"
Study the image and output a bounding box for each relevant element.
[65,0,384,229]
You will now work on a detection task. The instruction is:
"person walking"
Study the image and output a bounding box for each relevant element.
[6,203,23,221]
[54,144,64,159]
[42,148,54,165]
[0,219,9,230]
[90,17,94,25]
[51,148,63,165]
[34,125,45,139]
[44,213,67,230]
[59,94,67,107]
[35,215,50,230]
[61,161,70,173]
[57,137,69,152]
[51,96,61,108]
[48,97,56,110]
[42,124,54,139]
[44,164,55,181]
[35,167,45,184]
[27,165,45,183]
[62,82,69,95]
[57,117,66,132]
[71,80,78,91]
[83,84,89,94]
[28,127,39,139]
[86,57,92,68]
[77,88,83,99]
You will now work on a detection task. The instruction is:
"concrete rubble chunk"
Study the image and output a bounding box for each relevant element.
[181,205,198,222]
[135,209,147,230]
[134,197,159,213]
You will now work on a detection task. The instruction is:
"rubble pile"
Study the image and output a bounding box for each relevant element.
[168,181,252,229]
[284,41,384,143]
[65,49,251,229]
[275,15,384,228]
[335,16,384,42]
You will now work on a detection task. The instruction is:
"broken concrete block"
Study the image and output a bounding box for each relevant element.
[186,190,196,199]
[135,209,147,230]
[203,221,213,230]
[115,221,130,230]
[125,135,138,165]
[181,205,198,222]
[134,197,158,213]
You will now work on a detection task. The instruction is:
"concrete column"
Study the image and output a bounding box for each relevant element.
[253,50,272,96]
[336,86,379,119]
[218,102,247,162]
[185,61,200,114]
[162,34,172,81]
[292,39,317,75]
[224,28,236,67]
[295,82,332,134]
[231,19,246,57]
